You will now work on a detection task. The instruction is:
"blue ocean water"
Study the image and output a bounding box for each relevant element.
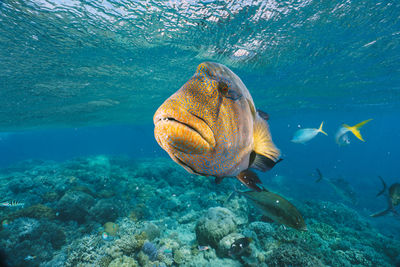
[1,0,400,266]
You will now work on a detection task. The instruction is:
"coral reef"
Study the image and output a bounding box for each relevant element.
[4,204,56,221]
[142,241,158,261]
[56,190,95,223]
[195,207,238,248]
[0,156,399,266]
[217,232,244,257]
[265,243,324,266]
[109,255,138,267]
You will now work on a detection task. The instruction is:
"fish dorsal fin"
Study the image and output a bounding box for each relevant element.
[252,114,281,171]
[257,109,269,121]
[315,168,323,183]
[376,176,387,197]
[343,119,372,142]
[236,169,263,192]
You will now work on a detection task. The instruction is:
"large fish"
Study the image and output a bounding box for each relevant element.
[237,189,307,231]
[154,62,281,191]
[370,176,400,217]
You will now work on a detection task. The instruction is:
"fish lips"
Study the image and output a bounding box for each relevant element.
[154,109,216,155]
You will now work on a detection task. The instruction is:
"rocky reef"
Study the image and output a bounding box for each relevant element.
[0,155,399,266]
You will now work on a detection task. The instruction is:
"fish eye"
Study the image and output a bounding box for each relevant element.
[218,81,229,94]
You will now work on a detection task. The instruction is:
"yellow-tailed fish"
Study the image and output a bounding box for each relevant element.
[154,62,281,191]
[370,176,400,218]
[291,122,327,144]
[335,119,372,145]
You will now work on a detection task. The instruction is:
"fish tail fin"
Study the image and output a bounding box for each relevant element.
[252,113,281,172]
[376,176,387,197]
[370,192,397,218]
[315,168,323,183]
[343,119,373,142]
[318,122,328,136]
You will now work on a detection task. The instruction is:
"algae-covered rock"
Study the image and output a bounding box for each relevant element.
[42,191,60,202]
[0,218,66,265]
[57,190,95,223]
[173,246,192,265]
[5,204,56,220]
[311,222,339,241]
[195,207,237,248]
[8,175,35,193]
[113,232,147,255]
[98,189,116,198]
[109,255,138,267]
[217,232,244,257]
[98,255,113,267]
[266,244,324,267]
[70,185,97,198]
[143,222,160,241]
[137,251,149,266]
[129,203,147,221]
[90,199,120,224]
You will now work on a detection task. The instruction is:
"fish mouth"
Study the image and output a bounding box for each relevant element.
[154,109,216,154]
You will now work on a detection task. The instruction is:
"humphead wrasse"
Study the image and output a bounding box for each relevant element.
[154,62,281,191]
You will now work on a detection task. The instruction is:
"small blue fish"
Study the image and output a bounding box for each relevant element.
[0,201,24,207]
[291,122,327,144]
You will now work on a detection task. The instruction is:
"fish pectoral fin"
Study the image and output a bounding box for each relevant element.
[252,116,281,171]
[250,151,283,172]
[257,109,269,121]
[236,169,263,192]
